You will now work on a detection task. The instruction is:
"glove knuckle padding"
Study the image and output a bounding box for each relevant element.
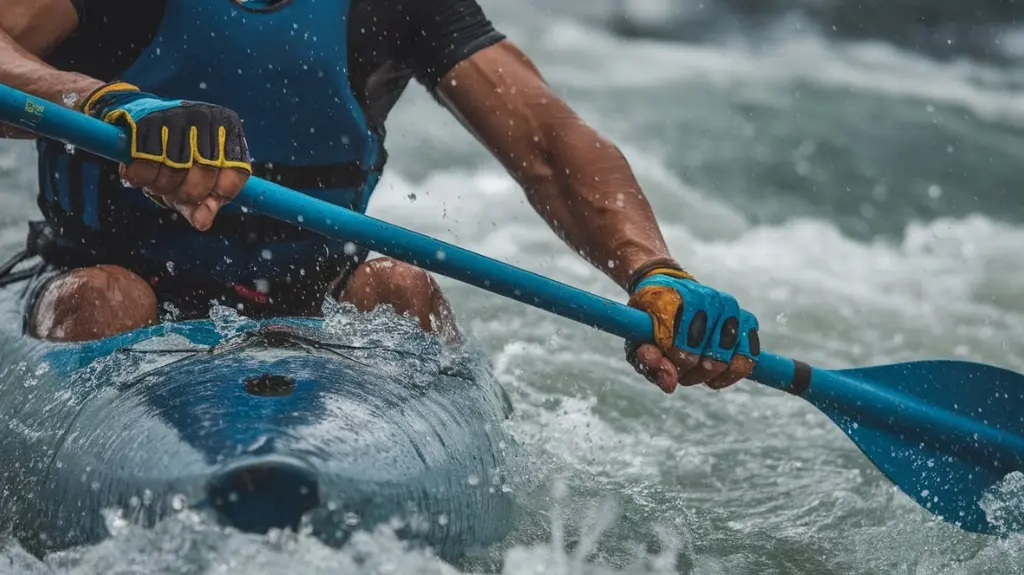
[710,292,741,361]
[134,115,167,159]
[735,310,760,359]
[188,104,218,162]
[682,284,719,354]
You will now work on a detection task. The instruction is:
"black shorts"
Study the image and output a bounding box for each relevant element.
[11,261,367,336]
[1,224,368,336]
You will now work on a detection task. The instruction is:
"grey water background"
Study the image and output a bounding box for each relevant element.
[1,0,1024,572]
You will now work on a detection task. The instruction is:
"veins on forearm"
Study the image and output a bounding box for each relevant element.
[438,41,676,289]
[518,112,674,290]
[0,30,102,138]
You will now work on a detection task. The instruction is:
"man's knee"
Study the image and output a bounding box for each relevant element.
[347,258,440,302]
[31,265,158,342]
[341,258,454,333]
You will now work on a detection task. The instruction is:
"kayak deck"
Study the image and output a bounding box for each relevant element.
[0,314,520,559]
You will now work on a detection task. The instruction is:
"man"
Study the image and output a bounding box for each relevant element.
[0,0,760,393]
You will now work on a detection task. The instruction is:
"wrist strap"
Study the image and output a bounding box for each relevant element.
[626,257,695,294]
[81,81,141,117]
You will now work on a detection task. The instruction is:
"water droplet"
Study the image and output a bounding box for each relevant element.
[260,249,273,260]
[62,91,79,108]
[775,312,788,325]
[344,512,360,526]
[343,242,358,256]
[228,491,239,502]
[407,192,417,202]
[170,493,188,511]
[199,82,208,90]
[467,474,480,486]
[254,279,270,294]
[166,261,175,274]
[437,514,449,526]
[103,508,129,535]
[209,304,252,338]
[436,249,446,261]
[927,184,943,199]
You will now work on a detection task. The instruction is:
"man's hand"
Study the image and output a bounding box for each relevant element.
[435,41,759,392]
[81,82,251,231]
[626,259,760,393]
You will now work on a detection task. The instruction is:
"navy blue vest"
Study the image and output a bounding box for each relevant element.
[37,0,383,284]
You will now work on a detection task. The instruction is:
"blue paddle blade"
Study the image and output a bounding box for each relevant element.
[805,360,1024,534]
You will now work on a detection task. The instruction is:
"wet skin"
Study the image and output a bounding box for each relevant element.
[1,1,754,391]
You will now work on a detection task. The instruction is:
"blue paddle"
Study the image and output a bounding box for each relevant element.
[1,83,1021,535]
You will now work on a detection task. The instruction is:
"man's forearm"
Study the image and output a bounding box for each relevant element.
[0,29,103,138]
[520,118,675,290]
[437,41,677,289]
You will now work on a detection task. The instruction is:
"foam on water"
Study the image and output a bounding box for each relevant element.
[1,4,1024,572]
[515,17,1024,127]
[360,159,1024,572]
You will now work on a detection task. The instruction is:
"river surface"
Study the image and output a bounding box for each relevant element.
[1,1,1023,573]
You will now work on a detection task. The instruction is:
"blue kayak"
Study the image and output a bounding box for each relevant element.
[0,288,520,559]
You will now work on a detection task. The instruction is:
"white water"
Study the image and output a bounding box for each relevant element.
[1,1,1023,573]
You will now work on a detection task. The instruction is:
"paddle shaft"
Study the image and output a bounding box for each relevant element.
[0,84,798,391]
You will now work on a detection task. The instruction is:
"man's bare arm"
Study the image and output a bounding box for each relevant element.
[437,39,675,290]
[0,0,104,138]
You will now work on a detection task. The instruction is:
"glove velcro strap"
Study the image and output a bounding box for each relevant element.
[81,81,141,117]
[626,257,695,294]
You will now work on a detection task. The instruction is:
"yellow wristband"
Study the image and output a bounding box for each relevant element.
[80,81,141,117]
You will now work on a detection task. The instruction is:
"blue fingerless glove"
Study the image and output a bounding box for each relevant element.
[627,258,760,365]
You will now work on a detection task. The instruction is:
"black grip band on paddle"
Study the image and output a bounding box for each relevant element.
[787,360,812,396]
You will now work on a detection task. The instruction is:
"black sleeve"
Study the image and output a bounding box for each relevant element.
[393,0,506,91]
[46,0,164,82]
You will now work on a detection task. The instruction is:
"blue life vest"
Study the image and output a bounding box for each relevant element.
[37,0,383,285]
